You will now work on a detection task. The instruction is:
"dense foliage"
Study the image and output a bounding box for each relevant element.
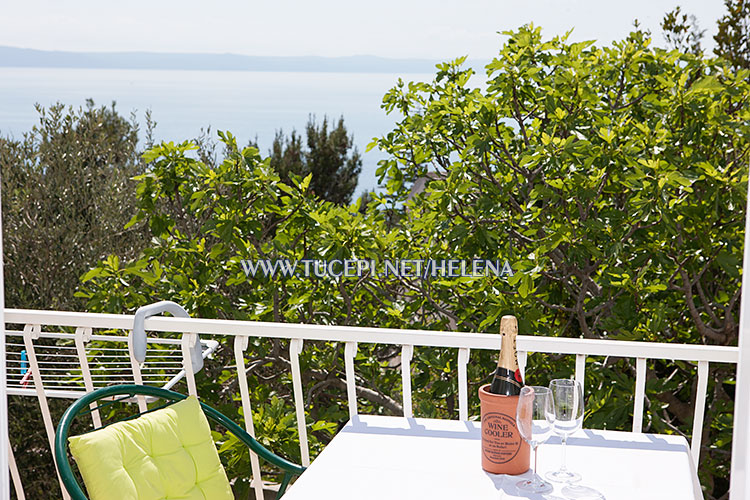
[71,28,750,498]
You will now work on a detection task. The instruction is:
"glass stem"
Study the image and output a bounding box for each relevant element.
[531,444,541,486]
[560,434,568,472]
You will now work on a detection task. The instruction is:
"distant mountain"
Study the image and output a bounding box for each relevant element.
[0,46,456,73]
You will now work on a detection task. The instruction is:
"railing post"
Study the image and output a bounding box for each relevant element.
[0,182,7,500]
[7,442,24,500]
[691,361,709,465]
[518,351,528,381]
[344,342,358,418]
[632,357,647,433]
[181,333,199,397]
[401,345,414,418]
[233,336,265,500]
[289,338,310,466]
[73,327,101,428]
[457,348,470,421]
[731,168,750,500]
[575,354,586,395]
[22,324,70,500]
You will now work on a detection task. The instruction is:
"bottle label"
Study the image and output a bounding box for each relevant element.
[491,366,523,394]
[481,411,523,464]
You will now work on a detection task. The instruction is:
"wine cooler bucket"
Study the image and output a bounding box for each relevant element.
[478,384,530,475]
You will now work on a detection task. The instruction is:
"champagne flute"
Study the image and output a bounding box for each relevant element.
[546,378,584,483]
[515,385,555,494]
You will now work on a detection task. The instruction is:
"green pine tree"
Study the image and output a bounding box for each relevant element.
[270,115,362,205]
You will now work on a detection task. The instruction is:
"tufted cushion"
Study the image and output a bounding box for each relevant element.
[68,396,233,500]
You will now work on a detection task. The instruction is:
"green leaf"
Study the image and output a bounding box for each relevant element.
[80,267,103,282]
[124,212,145,230]
[597,127,615,144]
[518,274,533,299]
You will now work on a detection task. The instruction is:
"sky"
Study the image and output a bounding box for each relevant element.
[0,0,730,58]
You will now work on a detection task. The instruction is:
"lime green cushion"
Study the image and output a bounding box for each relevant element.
[68,396,233,500]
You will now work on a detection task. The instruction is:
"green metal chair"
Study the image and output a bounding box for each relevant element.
[54,384,305,500]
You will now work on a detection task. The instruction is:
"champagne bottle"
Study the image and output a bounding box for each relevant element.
[489,315,524,395]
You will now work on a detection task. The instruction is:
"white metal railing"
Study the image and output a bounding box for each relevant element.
[3,308,740,500]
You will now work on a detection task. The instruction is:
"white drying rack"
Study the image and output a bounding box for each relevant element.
[4,329,219,399]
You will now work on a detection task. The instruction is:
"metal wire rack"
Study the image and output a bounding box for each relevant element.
[4,328,219,399]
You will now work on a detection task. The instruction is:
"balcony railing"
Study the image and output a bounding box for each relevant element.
[4,307,740,500]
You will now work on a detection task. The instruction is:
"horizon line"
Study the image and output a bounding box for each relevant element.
[0,44,459,62]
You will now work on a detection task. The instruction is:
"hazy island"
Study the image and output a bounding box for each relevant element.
[0,45,461,73]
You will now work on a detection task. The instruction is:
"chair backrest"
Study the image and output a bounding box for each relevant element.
[54,384,305,500]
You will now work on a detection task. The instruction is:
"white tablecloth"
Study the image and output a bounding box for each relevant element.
[282,415,702,500]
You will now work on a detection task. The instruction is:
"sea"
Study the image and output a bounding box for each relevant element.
[0,67,436,195]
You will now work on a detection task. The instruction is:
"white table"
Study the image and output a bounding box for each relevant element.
[282,415,702,500]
